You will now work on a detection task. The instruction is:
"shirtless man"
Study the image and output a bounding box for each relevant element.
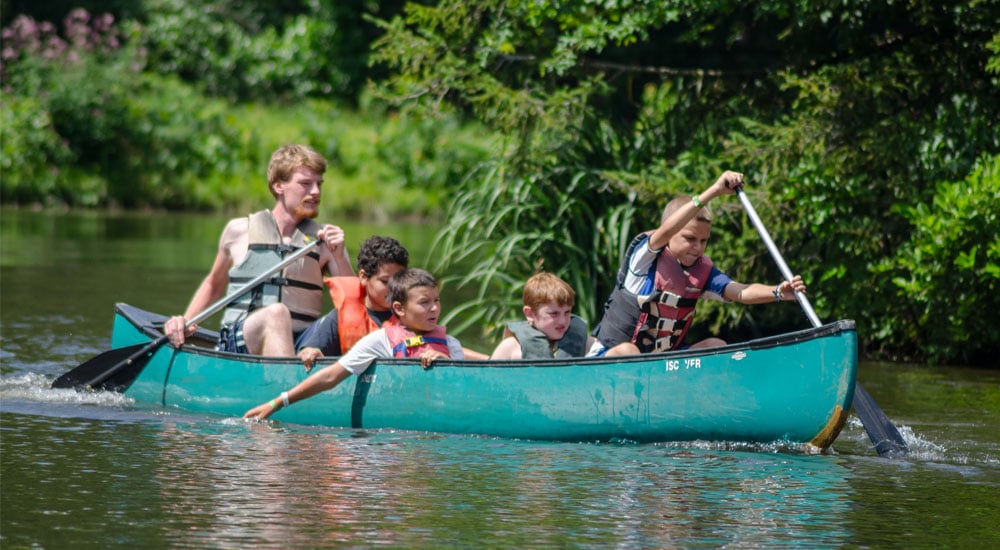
[164,144,354,356]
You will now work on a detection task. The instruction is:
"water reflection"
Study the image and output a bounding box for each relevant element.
[3,368,1000,547]
[148,422,378,546]
[134,419,858,547]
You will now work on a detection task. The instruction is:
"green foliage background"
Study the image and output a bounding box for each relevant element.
[369,0,1000,365]
[2,1,998,365]
[1,1,482,215]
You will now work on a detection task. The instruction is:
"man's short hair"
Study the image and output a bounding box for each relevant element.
[267,144,327,197]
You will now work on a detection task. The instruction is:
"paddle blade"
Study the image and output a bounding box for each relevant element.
[51,343,151,391]
[853,384,909,457]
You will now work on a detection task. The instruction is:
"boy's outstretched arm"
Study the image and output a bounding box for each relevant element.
[724,275,807,305]
[243,362,352,420]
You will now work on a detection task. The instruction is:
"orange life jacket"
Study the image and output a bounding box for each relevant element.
[325,276,388,353]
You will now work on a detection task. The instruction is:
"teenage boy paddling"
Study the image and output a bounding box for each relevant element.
[244,268,464,420]
[590,170,807,357]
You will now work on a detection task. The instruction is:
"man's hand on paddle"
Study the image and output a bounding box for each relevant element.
[164,316,197,347]
[317,224,346,256]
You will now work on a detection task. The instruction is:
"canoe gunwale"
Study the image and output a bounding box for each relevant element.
[113,302,856,369]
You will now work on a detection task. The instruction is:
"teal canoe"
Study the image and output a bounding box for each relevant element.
[104,303,856,448]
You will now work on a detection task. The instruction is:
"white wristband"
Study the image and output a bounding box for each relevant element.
[281,391,290,408]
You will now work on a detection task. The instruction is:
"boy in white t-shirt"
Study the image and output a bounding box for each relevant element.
[244,268,464,420]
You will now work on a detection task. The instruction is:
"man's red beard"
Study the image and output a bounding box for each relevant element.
[292,203,319,219]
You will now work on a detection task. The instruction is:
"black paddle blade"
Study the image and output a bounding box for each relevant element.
[51,343,151,391]
[853,384,909,457]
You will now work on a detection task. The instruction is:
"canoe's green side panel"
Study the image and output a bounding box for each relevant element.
[110,313,153,349]
[337,331,857,443]
[119,307,856,444]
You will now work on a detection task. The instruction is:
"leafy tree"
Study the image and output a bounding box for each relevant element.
[1,10,250,208]
[877,155,1000,366]
[1,4,488,214]
[371,0,1000,363]
[136,0,404,102]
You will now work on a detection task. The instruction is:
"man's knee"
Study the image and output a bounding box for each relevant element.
[244,303,292,335]
[243,303,295,356]
[257,302,291,321]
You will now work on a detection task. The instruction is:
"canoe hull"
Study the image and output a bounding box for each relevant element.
[112,304,856,446]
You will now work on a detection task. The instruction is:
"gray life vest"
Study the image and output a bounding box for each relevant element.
[506,314,589,359]
[220,210,324,333]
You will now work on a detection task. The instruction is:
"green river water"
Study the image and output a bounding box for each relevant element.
[1,208,998,548]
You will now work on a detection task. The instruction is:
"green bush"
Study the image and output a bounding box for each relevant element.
[0,96,80,204]
[1,10,269,209]
[137,0,372,102]
[1,10,134,206]
[1,6,492,214]
[880,155,1000,365]
[3,50,252,208]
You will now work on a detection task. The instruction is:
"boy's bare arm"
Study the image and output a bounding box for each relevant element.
[649,171,744,250]
[243,361,352,420]
[726,275,807,305]
[488,338,521,360]
[462,347,491,360]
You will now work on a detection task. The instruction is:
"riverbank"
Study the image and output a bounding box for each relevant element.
[4,89,496,221]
